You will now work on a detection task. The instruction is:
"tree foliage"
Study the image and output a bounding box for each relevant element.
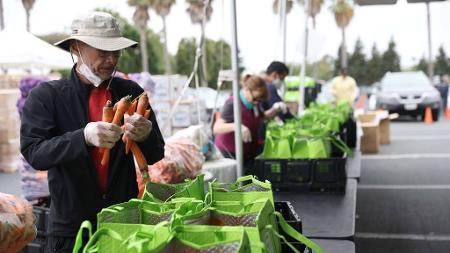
[434,46,450,76]
[381,38,401,74]
[348,38,367,84]
[175,37,232,89]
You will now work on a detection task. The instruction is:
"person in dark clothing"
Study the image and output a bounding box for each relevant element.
[20,12,164,253]
[435,74,449,110]
[261,61,292,121]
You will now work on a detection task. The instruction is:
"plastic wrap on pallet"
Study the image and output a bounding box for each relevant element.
[148,138,204,184]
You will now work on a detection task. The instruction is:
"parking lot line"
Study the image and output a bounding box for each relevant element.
[358,184,450,190]
[356,232,450,242]
[362,153,450,160]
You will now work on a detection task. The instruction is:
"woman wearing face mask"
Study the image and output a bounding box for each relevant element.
[213,74,284,175]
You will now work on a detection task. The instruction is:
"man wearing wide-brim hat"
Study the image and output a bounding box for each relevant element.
[20,12,165,252]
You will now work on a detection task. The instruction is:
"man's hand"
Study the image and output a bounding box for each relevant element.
[124,113,153,142]
[84,122,123,148]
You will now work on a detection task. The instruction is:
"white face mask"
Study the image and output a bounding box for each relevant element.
[272,78,284,89]
[75,43,103,87]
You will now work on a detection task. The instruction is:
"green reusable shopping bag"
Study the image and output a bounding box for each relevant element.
[143,174,205,202]
[97,198,205,227]
[209,199,281,253]
[307,138,331,159]
[292,136,331,159]
[97,198,209,229]
[206,199,325,253]
[166,225,253,253]
[73,221,171,253]
[262,130,292,159]
[209,175,274,206]
[291,137,309,159]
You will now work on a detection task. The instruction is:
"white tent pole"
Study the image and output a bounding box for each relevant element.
[281,0,287,62]
[298,0,310,116]
[230,0,244,178]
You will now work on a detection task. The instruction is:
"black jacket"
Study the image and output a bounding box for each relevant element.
[20,68,165,237]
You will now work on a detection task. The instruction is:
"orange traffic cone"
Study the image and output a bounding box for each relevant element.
[424,107,433,124]
[445,107,450,119]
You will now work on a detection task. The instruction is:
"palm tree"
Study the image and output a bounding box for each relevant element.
[332,0,354,68]
[128,0,153,73]
[186,0,213,86]
[298,0,323,28]
[21,0,35,32]
[152,0,176,74]
[0,0,4,30]
[272,0,293,14]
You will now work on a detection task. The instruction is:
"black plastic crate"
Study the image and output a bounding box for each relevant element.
[275,201,302,234]
[255,158,312,191]
[19,236,46,253]
[275,201,307,253]
[311,155,347,192]
[33,206,50,235]
[255,154,346,192]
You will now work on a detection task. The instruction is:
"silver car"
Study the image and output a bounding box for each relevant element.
[376,71,441,121]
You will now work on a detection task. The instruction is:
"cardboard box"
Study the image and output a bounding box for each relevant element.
[0,160,19,173]
[379,118,390,145]
[152,75,188,100]
[358,113,380,154]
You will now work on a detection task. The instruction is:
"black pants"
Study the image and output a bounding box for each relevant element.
[46,236,76,253]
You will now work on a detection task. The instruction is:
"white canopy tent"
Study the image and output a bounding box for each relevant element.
[0,29,73,71]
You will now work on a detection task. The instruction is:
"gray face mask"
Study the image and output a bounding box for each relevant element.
[75,43,103,87]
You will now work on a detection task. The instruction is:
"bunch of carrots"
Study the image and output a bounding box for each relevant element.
[100,92,151,183]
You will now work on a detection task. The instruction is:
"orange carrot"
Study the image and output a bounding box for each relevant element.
[127,99,138,115]
[128,93,150,181]
[136,93,149,116]
[125,93,149,152]
[103,100,114,122]
[144,109,151,119]
[100,100,113,161]
[101,95,132,166]
[123,97,140,154]
[130,142,149,180]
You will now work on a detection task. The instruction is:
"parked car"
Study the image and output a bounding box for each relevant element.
[376,71,441,121]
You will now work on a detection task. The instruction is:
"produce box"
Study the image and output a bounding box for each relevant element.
[358,112,380,154]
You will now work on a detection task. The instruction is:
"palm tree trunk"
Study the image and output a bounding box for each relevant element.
[162,16,171,75]
[341,27,347,68]
[0,0,4,30]
[26,9,30,32]
[139,27,149,73]
[201,22,208,87]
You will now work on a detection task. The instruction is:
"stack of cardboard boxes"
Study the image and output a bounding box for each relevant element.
[358,110,394,154]
[0,89,20,172]
[150,75,208,138]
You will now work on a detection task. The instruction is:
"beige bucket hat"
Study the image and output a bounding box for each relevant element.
[55,12,138,52]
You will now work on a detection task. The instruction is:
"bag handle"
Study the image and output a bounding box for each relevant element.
[83,228,123,253]
[123,221,170,252]
[329,136,353,157]
[72,221,93,253]
[274,212,324,253]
